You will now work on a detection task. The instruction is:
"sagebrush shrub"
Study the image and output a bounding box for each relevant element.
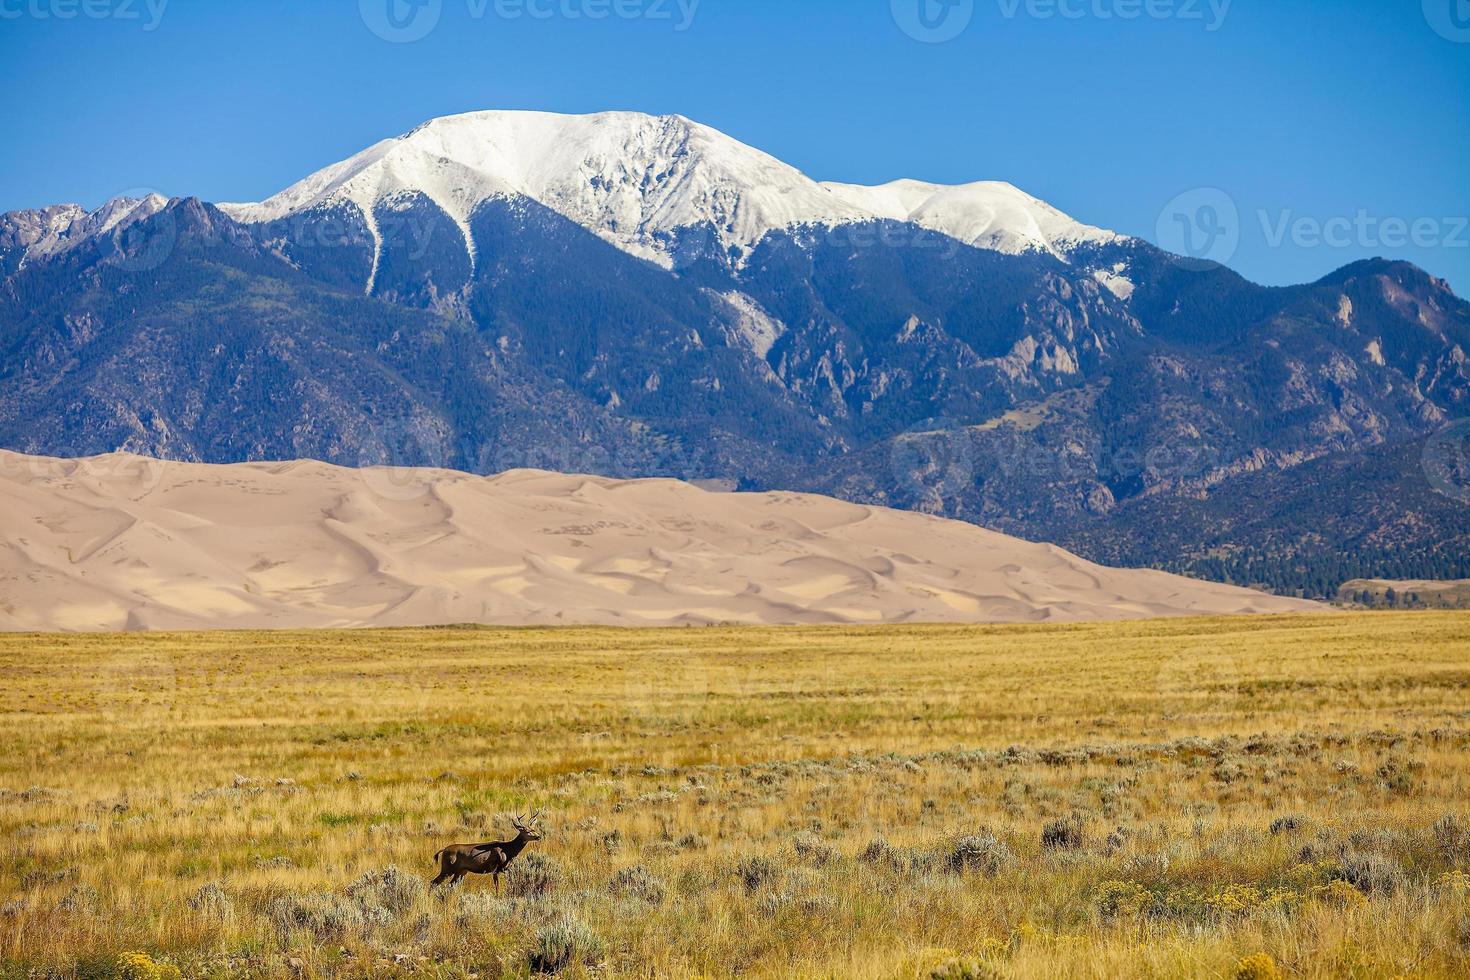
[929,956,1000,980]
[737,855,777,891]
[55,884,100,915]
[947,832,1016,875]
[1269,815,1303,835]
[792,831,838,865]
[506,852,563,898]
[610,864,666,905]
[529,915,605,974]
[269,891,390,939]
[1339,850,1407,895]
[186,882,232,919]
[1433,814,1468,861]
[347,864,425,914]
[861,835,902,870]
[1041,819,1083,851]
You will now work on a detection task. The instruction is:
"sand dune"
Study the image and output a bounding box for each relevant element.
[0,451,1321,631]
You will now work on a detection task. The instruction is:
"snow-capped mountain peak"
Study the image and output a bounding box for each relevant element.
[819,178,1120,258]
[0,194,169,269]
[221,110,872,270]
[218,109,1120,274]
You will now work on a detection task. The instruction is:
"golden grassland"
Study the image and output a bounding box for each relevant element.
[1,613,1468,979]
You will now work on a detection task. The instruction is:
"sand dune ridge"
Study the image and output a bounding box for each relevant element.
[0,451,1321,631]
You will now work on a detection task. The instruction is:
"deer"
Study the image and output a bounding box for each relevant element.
[430,809,545,892]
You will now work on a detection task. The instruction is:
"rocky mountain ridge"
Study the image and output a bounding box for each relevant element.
[2,111,1466,596]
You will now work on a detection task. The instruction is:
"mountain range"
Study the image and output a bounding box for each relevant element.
[2,109,1467,596]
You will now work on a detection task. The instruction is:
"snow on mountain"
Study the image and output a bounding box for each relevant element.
[713,289,786,358]
[0,194,169,268]
[219,110,1122,277]
[79,194,171,239]
[1092,264,1136,300]
[221,110,871,272]
[819,178,1120,259]
[0,204,85,255]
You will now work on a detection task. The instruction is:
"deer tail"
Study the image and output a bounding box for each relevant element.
[432,847,446,865]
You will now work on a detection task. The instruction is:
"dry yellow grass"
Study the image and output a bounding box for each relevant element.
[1,613,1468,978]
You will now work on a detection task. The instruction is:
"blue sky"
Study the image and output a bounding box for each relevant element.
[2,0,1467,293]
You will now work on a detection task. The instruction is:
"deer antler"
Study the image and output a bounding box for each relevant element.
[503,808,544,834]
